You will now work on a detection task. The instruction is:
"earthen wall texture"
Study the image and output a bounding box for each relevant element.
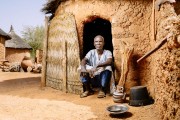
[154,3,180,120]
[0,36,6,60]
[6,48,31,63]
[56,0,153,94]
[36,49,43,63]
[50,0,179,119]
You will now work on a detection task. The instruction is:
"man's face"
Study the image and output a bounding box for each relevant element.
[94,36,104,50]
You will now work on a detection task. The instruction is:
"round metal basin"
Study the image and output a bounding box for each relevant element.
[106,104,129,115]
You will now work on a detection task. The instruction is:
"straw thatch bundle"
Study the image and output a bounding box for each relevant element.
[42,0,68,19]
[46,13,82,94]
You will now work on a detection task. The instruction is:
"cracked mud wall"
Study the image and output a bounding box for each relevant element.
[153,3,180,120]
[55,0,153,94]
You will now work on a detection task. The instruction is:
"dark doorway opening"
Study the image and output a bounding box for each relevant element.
[83,17,113,58]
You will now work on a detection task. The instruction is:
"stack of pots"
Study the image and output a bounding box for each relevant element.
[113,87,126,103]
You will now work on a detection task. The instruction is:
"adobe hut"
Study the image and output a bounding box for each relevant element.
[0,28,11,61]
[42,0,180,119]
[5,26,32,63]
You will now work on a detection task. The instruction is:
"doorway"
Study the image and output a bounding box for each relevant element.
[82,17,113,58]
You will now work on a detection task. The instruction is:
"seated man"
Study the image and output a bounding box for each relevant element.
[80,35,113,98]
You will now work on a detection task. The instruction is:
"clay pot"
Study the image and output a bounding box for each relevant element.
[129,86,151,106]
[21,56,33,72]
[113,87,126,103]
[3,61,10,66]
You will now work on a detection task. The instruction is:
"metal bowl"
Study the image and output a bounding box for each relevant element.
[106,104,129,114]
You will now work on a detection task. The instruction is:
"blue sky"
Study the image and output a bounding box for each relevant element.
[0,0,47,36]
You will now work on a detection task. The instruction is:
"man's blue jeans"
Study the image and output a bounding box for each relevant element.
[80,70,111,92]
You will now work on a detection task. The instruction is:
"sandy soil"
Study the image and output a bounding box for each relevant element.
[0,72,160,120]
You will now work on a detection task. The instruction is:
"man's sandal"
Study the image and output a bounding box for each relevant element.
[97,90,106,98]
[80,91,94,98]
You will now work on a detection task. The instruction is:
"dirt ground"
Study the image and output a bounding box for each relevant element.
[0,72,160,120]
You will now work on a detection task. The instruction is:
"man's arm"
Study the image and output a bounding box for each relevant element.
[80,57,88,72]
[96,58,112,68]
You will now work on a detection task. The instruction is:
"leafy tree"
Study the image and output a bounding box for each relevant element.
[21,25,44,59]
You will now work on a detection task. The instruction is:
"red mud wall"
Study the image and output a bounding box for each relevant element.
[153,3,180,120]
[6,48,31,63]
[56,0,154,94]
[51,0,180,118]
[0,36,6,60]
[36,49,43,63]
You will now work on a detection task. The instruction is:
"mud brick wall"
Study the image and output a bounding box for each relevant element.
[153,3,180,120]
[6,48,31,63]
[0,36,6,60]
[56,0,153,94]
[36,49,43,63]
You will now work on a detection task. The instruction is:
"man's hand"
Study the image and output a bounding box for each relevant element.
[80,66,88,77]
[88,66,97,78]
[91,66,97,73]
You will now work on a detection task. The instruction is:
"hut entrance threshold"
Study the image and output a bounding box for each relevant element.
[82,17,113,58]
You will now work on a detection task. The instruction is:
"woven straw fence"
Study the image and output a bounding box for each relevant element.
[46,13,83,94]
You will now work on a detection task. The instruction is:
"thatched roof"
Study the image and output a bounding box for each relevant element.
[42,0,67,19]
[5,26,32,49]
[42,0,67,14]
[0,28,11,40]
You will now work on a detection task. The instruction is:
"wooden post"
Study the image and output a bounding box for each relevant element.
[62,40,67,92]
[41,16,49,87]
[152,0,156,41]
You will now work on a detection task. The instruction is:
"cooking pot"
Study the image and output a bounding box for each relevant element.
[129,86,151,106]
[21,56,33,72]
[113,87,126,103]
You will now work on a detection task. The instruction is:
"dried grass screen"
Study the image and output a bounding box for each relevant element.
[46,13,82,94]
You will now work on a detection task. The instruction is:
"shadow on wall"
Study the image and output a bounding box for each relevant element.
[174,1,180,15]
[131,54,141,85]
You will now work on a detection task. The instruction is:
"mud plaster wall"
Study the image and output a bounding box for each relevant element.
[6,48,31,63]
[54,0,154,93]
[153,3,180,120]
[0,36,6,60]
[36,50,43,63]
[54,0,154,94]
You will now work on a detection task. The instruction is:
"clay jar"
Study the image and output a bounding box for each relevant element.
[3,61,10,67]
[113,87,126,103]
[21,56,33,72]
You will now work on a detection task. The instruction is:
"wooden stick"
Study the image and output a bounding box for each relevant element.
[117,41,134,87]
[62,40,67,93]
[137,37,167,63]
[152,0,156,41]
[41,16,49,87]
